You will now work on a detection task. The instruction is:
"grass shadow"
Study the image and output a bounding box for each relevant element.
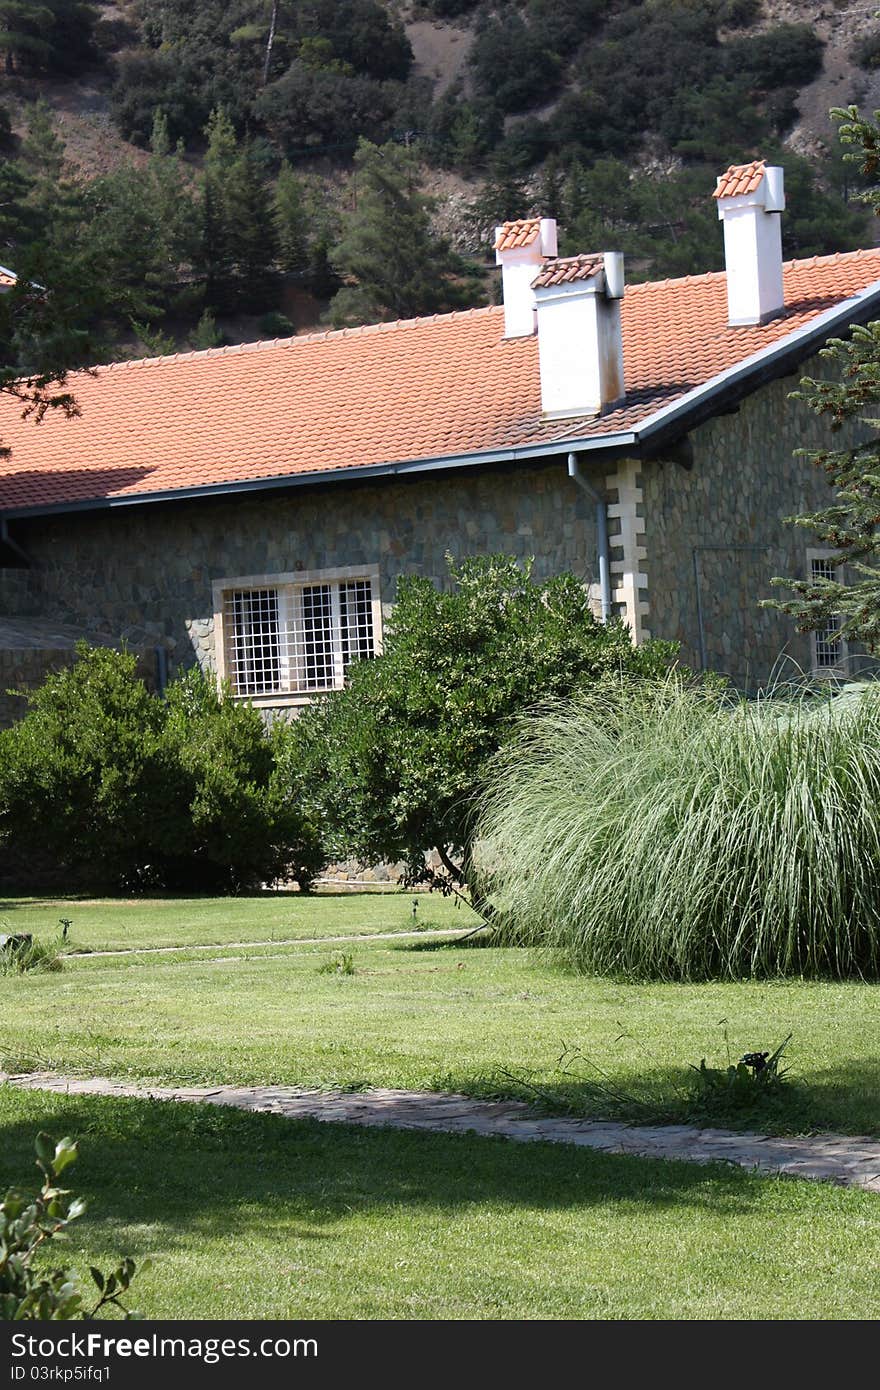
[0,1085,769,1265]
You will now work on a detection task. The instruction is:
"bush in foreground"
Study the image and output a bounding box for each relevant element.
[0,647,322,892]
[476,676,880,979]
[285,555,677,909]
[1,1133,141,1320]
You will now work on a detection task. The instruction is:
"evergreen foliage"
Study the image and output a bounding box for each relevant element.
[0,0,98,76]
[770,107,880,648]
[0,647,324,892]
[327,140,482,326]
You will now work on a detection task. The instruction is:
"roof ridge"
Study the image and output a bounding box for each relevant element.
[41,246,880,376]
[96,304,503,374]
[624,246,880,296]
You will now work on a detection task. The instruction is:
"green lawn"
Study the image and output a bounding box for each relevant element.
[0,891,472,953]
[1,896,878,1136]
[2,1086,878,1320]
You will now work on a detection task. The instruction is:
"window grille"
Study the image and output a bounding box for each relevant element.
[809,554,846,672]
[220,572,377,699]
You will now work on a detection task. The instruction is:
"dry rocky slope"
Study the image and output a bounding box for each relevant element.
[2,2,875,183]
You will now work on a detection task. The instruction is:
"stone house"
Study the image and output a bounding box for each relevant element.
[0,158,879,724]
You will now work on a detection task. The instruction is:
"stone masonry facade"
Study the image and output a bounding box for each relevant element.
[0,350,868,724]
[0,460,598,714]
[639,351,871,688]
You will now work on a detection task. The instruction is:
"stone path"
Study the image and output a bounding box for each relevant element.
[65,926,471,959]
[4,1072,879,1193]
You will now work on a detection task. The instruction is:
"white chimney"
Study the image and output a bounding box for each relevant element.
[714,160,785,326]
[531,252,625,419]
[494,217,558,338]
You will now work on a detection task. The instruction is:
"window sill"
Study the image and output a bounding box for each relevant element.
[230,690,337,708]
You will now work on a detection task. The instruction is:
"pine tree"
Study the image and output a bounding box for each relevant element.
[201,107,278,312]
[328,139,480,327]
[274,162,309,278]
[0,2,55,74]
[21,99,65,184]
[769,107,880,648]
[0,0,96,75]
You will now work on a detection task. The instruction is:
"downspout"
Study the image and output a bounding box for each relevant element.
[567,452,611,623]
[154,645,169,697]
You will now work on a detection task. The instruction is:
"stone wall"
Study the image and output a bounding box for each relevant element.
[640,353,872,688]
[6,459,598,697]
[0,617,154,727]
[1,354,868,710]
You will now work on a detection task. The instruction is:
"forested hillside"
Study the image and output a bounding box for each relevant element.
[0,0,877,365]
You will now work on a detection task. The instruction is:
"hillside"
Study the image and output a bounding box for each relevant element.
[0,0,877,356]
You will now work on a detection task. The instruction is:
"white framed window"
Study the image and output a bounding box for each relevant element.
[806,549,849,677]
[213,565,382,704]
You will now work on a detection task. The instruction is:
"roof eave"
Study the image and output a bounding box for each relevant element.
[4,275,880,521]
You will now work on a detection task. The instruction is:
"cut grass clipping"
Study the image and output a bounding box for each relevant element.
[477,675,880,980]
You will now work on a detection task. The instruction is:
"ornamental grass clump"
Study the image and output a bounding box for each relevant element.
[476,675,880,980]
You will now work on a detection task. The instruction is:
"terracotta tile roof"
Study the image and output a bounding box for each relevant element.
[1,248,879,513]
[714,159,767,199]
[494,218,542,251]
[0,266,17,288]
[532,253,605,289]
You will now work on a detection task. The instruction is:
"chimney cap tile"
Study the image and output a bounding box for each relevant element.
[531,253,605,289]
[713,159,767,200]
[494,218,543,251]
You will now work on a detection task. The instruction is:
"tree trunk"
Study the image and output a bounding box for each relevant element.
[262,0,279,86]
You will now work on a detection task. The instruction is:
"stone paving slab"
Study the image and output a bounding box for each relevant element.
[3,1072,879,1193]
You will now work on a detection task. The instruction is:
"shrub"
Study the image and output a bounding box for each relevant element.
[255,65,399,155]
[476,675,880,980]
[852,30,880,70]
[0,645,167,886]
[257,310,295,338]
[285,556,676,908]
[0,647,323,893]
[1,1132,142,1320]
[0,935,62,976]
[154,667,322,892]
[724,24,824,91]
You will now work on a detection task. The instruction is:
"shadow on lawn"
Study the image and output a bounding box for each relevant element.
[0,1087,767,1260]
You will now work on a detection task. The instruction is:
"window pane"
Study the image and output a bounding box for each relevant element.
[299,584,334,691]
[226,588,280,695]
[811,557,842,669]
[339,579,375,670]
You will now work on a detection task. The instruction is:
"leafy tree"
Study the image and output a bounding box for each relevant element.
[470,9,564,116]
[769,107,880,648]
[255,62,399,156]
[328,139,482,326]
[293,0,412,82]
[286,556,678,907]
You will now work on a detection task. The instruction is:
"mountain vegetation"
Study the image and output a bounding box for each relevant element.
[0,0,874,357]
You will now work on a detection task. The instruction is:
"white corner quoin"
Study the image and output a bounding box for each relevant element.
[716,165,785,326]
[495,218,558,338]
